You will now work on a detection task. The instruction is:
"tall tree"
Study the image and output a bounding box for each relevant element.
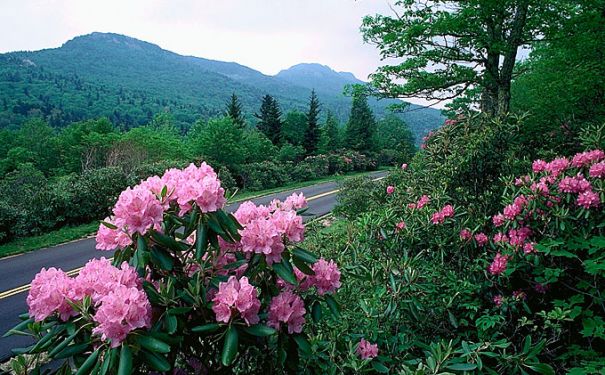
[361,0,575,116]
[225,93,245,129]
[303,90,321,156]
[345,94,376,153]
[321,111,340,153]
[255,95,282,145]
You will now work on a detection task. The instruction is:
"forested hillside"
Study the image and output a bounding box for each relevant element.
[0,32,443,142]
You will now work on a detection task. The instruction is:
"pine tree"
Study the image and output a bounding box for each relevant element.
[255,95,282,145]
[323,111,340,152]
[345,94,375,153]
[303,89,321,156]
[226,93,245,128]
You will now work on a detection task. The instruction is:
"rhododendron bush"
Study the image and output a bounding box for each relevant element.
[6,162,343,374]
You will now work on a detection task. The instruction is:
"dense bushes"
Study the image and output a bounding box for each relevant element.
[301,115,605,374]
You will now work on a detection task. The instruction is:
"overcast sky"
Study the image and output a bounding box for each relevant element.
[0,0,396,81]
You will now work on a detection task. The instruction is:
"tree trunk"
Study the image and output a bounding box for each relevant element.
[497,0,529,116]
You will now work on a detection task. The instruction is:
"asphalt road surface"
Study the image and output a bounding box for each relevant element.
[0,170,386,361]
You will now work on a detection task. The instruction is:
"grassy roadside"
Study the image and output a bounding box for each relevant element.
[0,169,386,258]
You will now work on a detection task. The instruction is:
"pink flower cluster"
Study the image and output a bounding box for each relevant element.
[408,194,430,210]
[356,338,378,360]
[267,291,306,334]
[212,276,261,326]
[96,162,226,251]
[234,194,306,265]
[26,259,151,347]
[92,285,152,347]
[279,258,341,296]
[571,150,604,168]
[488,253,508,275]
[431,204,454,224]
[590,161,605,178]
[386,185,395,195]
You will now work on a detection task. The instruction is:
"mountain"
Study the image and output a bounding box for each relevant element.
[0,32,443,143]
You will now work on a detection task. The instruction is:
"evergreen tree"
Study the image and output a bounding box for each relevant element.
[255,95,282,145]
[226,93,245,129]
[322,111,340,152]
[345,94,375,153]
[303,90,321,156]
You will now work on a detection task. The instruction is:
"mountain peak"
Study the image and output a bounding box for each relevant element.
[62,32,162,52]
[275,63,362,95]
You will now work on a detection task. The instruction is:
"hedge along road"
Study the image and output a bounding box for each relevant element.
[0,170,387,361]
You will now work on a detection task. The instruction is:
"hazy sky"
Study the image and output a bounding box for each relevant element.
[0,0,395,81]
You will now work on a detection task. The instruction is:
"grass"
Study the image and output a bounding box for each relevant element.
[0,169,388,258]
[0,222,99,258]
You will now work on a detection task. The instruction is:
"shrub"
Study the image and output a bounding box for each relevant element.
[237,161,292,191]
[7,162,348,374]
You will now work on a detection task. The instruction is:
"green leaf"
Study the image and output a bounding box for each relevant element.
[151,231,187,252]
[100,221,117,230]
[192,323,221,334]
[151,246,174,271]
[526,363,555,375]
[371,361,390,373]
[196,223,208,261]
[99,348,118,375]
[3,318,34,337]
[48,330,79,357]
[292,247,318,264]
[446,363,478,371]
[325,295,341,318]
[135,335,171,354]
[165,314,178,334]
[292,255,315,275]
[292,334,312,354]
[54,343,89,359]
[312,302,322,323]
[167,306,192,315]
[221,326,239,366]
[243,325,277,337]
[117,345,133,375]
[273,261,297,285]
[75,350,100,375]
[142,350,171,372]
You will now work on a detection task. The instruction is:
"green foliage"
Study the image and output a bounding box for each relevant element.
[345,94,376,153]
[303,90,321,156]
[255,94,283,145]
[282,110,307,146]
[189,117,244,170]
[226,93,246,129]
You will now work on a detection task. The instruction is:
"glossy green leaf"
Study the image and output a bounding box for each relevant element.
[135,335,171,353]
[142,350,171,372]
[117,345,133,375]
[273,261,297,285]
[191,323,220,334]
[221,326,239,366]
[243,325,277,337]
[75,350,100,375]
[196,222,208,261]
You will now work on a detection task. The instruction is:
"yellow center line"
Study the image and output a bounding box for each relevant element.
[0,174,386,300]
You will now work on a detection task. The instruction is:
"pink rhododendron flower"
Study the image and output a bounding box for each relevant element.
[356,338,378,360]
[395,221,406,232]
[508,227,532,248]
[559,175,591,193]
[416,195,430,209]
[493,233,508,243]
[27,268,75,322]
[488,253,508,275]
[72,258,140,302]
[401,163,408,170]
[272,210,304,243]
[234,201,271,225]
[212,276,260,326]
[431,211,445,224]
[174,163,226,215]
[112,185,164,236]
[545,157,570,177]
[95,218,133,251]
[577,190,600,209]
[523,242,535,254]
[532,160,548,173]
[493,295,503,306]
[311,259,341,295]
[92,285,152,347]
[474,233,489,247]
[386,186,395,195]
[492,214,505,227]
[441,204,454,217]
[459,229,472,241]
[571,150,605,168]
[240,218,285,265]
[589,161,605,178]
[267,291,306,334]
[282,193,307,211]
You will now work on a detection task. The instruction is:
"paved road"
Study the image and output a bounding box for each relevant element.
[0,171,386,361]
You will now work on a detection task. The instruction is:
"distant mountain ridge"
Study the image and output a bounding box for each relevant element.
[0,32,443,144]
